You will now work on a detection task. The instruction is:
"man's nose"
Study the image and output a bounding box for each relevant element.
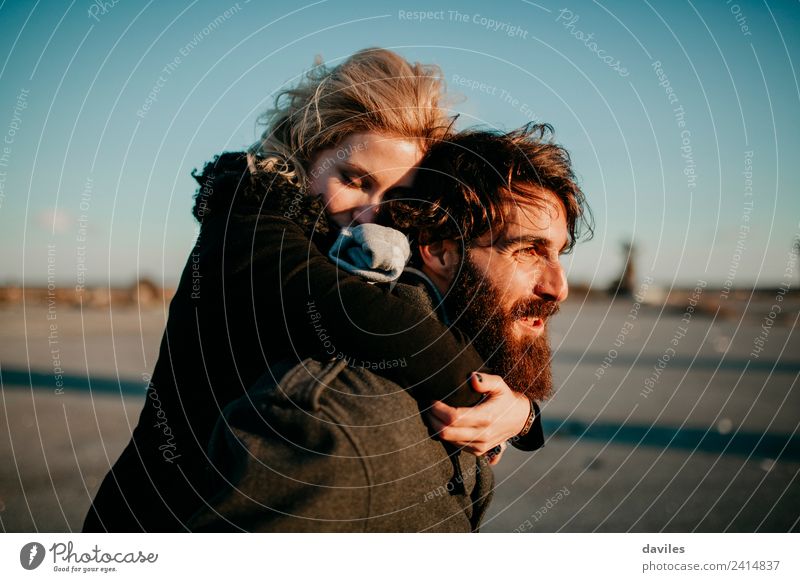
[534,261,568,303]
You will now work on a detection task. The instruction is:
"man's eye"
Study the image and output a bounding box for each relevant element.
[518,246,562,264]
[520,246,541,257]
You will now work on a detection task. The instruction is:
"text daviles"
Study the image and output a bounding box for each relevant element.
[642,543,685,554]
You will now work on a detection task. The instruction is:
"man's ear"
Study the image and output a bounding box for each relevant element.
[418,239,461,292]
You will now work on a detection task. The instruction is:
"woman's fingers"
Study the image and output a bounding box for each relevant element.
[437,425,491,446]
[428,400,459,425]
[425,413,494,450]
[427,374,525,456]
[429,400,481,428]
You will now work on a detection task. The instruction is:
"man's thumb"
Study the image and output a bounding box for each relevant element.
[470,372,499,395]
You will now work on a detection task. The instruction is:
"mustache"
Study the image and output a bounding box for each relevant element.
[510,298,561,320]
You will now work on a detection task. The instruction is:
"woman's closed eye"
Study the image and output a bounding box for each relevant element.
[340,171,371,191]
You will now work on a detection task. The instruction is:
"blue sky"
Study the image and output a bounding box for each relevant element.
[0,0,798,288]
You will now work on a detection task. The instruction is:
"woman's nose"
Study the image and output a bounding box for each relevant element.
[351,204,377,224]
[352,193,383,224]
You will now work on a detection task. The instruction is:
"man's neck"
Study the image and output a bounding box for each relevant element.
[419,265,452,299]
[400,266,452,326]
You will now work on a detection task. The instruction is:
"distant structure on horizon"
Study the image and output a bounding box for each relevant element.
[609,241,636,297]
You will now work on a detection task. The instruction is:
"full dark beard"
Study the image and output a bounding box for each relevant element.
[444,255,558,401]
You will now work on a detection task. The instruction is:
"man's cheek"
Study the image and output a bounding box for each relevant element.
[505,277,534,309]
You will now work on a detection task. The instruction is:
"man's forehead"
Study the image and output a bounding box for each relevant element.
[481,192,568,247]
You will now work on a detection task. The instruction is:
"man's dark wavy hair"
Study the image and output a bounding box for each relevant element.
[383,123,592,256]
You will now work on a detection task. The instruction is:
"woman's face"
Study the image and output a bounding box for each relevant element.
[306,132,423,227]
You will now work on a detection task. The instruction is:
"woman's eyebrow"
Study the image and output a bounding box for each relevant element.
[340,160,371,178]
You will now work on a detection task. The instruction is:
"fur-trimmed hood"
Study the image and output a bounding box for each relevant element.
[190,151,333,239]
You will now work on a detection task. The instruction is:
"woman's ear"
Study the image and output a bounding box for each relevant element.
[418,239,461,292]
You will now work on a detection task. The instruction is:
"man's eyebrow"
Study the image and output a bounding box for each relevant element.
[501,234,568,253]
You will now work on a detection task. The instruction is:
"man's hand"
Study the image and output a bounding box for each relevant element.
[485,442,508,466]
[426,372,531,458]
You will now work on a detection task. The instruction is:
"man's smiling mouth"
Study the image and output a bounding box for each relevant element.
[517,315,544,330]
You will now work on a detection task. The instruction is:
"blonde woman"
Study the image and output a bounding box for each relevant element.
[84,49,536,532]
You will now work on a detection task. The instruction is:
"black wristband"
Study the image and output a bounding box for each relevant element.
[511,400,544,452]
[516,397,537,438]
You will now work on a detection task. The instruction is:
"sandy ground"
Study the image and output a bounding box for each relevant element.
[1,293,798,532]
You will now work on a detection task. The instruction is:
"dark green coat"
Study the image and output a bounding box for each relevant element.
[188,281,495,532]
[82,154,488,532]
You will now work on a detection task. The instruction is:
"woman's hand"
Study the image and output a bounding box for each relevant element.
[426,372,531,459]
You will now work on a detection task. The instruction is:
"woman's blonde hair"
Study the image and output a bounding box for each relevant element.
[247,48,453,186]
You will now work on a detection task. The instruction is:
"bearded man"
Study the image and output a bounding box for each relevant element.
[393,124,589,459]
[188,124,590,532]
